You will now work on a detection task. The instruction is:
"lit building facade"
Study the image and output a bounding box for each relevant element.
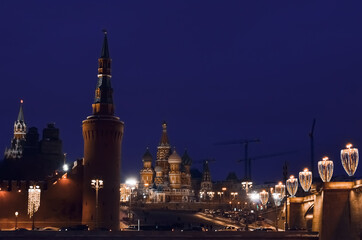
[139,122,194,203]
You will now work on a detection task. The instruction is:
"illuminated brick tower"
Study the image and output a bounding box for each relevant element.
[82,31,124,230]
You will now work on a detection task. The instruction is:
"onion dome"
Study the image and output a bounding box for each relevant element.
[168,149,182,164]
[182,150,192,166]
[142,148,152,162]
[155,166,163,173]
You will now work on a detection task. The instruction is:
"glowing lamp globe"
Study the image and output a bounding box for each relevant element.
[341,143,359,177]
[299,168,312,192]
[259,190,269,206]
[318,156,334,182]
[275,182,286,199]
[272,193,282,206]
[286,175,298,197]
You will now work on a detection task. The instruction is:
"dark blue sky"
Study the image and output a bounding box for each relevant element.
[1,1,362,183]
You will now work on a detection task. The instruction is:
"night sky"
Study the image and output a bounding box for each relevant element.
[1,1,362,183]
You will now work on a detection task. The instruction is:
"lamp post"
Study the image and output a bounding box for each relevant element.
[299,168,312,192]
[231,192,238,200]
[217,192,223,203]
[286,175,298,197]
[341,143,359,177]
[28,185,41,230]
[242,181,253,193]
[318,156,334,182]
[15,212,18,230]
[125,178,137,219]
[91,179,103,229]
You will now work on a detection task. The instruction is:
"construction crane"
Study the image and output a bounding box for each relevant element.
[309,119,316,177]
[215,139,260,182]
[237,150,298,176]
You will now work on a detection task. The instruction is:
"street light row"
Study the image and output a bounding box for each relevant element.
[249,143,359,206]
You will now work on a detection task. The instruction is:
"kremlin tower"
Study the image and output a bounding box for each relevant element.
[82,31,124,230]
[4,100,26,159]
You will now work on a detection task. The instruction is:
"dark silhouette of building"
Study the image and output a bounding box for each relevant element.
[81,31,124,231]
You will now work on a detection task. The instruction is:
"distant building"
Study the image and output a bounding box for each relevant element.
[199,160,214,200]
[1,102,64,180]
[139,122,194,203]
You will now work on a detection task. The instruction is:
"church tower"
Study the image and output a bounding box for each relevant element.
[181,150,192,189]
[82,31,124,231]
[200,160,213,200]
[155,121,171,182]
[4,100,26,159]
[168,149,182,190]
[140,148,154,188]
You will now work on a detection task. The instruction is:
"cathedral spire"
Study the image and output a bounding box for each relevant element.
[159,121,170,146]
[92,30,114,115]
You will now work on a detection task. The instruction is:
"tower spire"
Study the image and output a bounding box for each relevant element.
[17,99,25,122]
[159,121,170,146]
[101,29,109,58]
[92,30,114,115]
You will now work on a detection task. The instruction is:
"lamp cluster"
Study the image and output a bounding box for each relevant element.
[247,143,359,207]
[286,143,359,197]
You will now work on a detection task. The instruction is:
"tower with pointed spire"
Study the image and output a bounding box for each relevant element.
[200,160,213,200]
[82,31,124,231]
[156,121,171,181]
[4,100,26,159]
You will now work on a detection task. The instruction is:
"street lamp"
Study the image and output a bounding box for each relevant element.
[125,178,137,219]
[242,181,253,193]
[286,175,298,197]
[15,212,18,230]
[91,179,103,229]
[259,190,269,206]
[28,185,41,230]
[275,182,285,199]
[249,192,259,202]
[299,168,312,192]
[341,143,359,177]
[318,156,334,182]
[231,192,238,199]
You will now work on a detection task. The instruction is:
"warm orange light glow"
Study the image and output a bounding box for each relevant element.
[346,143,353,149]
[303,168,309,172]
[20,99,23,104]
[290,175,295,179]
[222,187,227,191]
[18,189,21,193]
[323,156,329,161]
